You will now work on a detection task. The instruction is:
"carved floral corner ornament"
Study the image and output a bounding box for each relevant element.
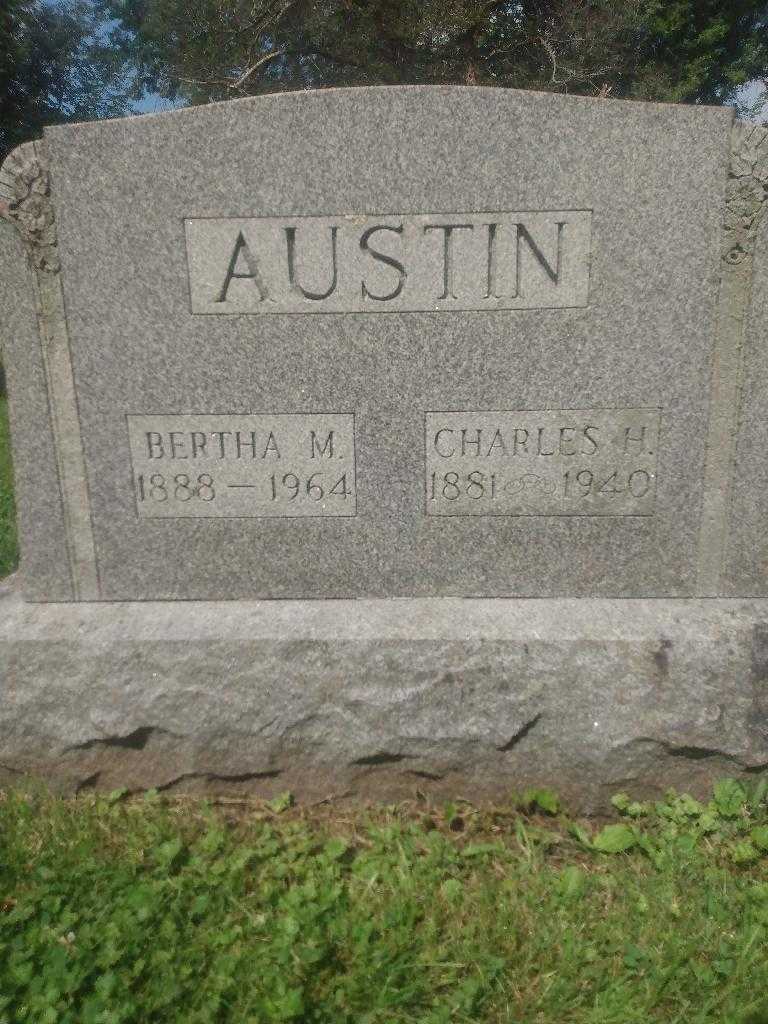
[0,140,60,274]
[724,121,768,267]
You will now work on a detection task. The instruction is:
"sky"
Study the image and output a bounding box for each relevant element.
[134,93,182,115]
[738,81,768,120]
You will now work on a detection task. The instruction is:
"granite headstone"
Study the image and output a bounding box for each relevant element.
[1,87,768,807]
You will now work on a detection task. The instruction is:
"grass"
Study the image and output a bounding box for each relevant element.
[0,396,18,577]
[1,781,768,1023]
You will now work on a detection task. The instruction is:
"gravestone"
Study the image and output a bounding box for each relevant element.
[1,86,767,807]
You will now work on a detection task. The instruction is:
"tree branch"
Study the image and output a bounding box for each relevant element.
[176,48,285,94]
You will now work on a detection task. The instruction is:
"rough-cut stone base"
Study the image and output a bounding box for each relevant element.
[1,577,767,811]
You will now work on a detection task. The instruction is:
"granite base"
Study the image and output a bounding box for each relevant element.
[2,578,767,811]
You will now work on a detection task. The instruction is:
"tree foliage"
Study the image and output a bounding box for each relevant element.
[1,0,766,165]
[1,1,767,162]
[0,0,129,162]
[102,0,768,113]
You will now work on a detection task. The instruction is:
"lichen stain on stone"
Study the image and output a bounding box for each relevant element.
[653,638,673,678]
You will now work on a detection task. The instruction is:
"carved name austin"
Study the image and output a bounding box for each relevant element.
[185,211,592,314]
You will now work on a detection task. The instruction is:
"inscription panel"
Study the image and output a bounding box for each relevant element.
[128,414,356,518]
[425,409,660,517]
[185,210,592,314]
